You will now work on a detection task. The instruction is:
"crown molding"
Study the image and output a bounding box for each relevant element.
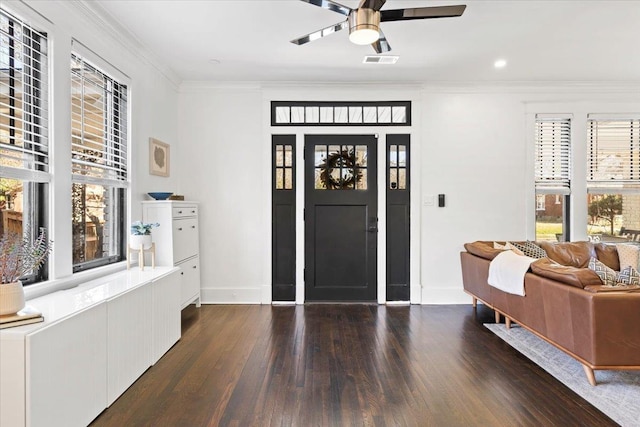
[64,0,182,89]
[420,81,640,94]
[180,80,424,93]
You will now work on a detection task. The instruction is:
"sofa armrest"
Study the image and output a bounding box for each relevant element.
[530,258,601,289]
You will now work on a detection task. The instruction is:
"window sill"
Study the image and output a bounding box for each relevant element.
[24,261,128,301]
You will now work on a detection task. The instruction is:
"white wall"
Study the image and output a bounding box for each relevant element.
[178,82,640,305]
[8,1,182,299]
[178,85,266,303]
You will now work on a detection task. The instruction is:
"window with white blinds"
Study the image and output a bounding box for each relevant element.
[70,52,127,271]
[71,53,127,187]
[0,9,49,182]
[535,116,571,195]
[587,116,640,192]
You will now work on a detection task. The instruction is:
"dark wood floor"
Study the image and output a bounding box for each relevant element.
[90,304,615,427]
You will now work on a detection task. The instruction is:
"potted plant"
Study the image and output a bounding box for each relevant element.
[130,221,159,250]
[0,228,52,315]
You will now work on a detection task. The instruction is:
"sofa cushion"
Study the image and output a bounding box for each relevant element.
[538,241,595,268]
[510,241,547,259]
[594,243,621,270]
[464,241,503,261]
[618,266,640,286]
[616,243,640,270]
[588,257,618,286]
[493,241,525,256]
[530,258,602,289]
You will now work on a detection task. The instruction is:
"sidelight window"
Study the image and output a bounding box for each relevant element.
[274,143,294,190]
[388,143,407,190]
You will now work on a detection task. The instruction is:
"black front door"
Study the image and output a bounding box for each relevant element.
[304,135,378,301]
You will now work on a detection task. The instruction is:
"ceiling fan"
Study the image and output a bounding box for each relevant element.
[291,0,466,53]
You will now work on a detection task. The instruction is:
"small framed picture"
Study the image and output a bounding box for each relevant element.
[149,138,170,177]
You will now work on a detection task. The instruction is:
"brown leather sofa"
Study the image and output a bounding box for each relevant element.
[461,240,640,385]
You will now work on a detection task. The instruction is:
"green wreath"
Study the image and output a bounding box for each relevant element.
[319,148,363,190]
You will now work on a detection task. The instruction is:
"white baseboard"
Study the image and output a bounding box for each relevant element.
[200,287,263,304]
[421,286,473,305]
[200,285,474,305]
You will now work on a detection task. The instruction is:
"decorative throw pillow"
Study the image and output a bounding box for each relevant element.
[588,257,618,287]
[504,242,525,256]
[616,243,640,270]
[493,241,506,250]
[618,266,640,286]
[511,241,547,259]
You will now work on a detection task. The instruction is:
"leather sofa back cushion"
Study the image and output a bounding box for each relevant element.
[594,243,621,270]
[464,241,503,261]
[538,241,595,268]
[530,258,602,289]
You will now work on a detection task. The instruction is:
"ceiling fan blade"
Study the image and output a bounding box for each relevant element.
[381,5,466,22]
[290,20,349,45]
[358,0,386,11]
[372,30,391,53]
[299,0,352,16]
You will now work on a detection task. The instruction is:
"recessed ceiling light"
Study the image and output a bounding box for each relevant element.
[494,59,507,68]
[363,55,399,64]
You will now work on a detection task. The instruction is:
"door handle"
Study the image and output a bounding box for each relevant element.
[368,226,378,233]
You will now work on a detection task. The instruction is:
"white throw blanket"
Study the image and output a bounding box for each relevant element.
[488,250,536,296]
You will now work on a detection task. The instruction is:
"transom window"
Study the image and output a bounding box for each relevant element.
[272,101,410,126]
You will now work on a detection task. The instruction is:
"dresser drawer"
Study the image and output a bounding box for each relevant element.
[172,206,198,218]
[172,218,198,262]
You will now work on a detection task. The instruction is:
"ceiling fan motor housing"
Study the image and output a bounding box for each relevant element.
[348,8,381,44]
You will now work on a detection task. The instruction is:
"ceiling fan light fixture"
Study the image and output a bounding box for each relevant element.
[348,8,381,45]
[349,28,380,45]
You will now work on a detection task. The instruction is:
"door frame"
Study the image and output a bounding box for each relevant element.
[268,128,417,305]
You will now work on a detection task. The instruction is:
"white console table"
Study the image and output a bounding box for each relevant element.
[0,267,181,427]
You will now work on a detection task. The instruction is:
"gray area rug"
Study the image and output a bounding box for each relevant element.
[485,323,640,427]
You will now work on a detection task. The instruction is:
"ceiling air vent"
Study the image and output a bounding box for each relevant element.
[363,55,399,64]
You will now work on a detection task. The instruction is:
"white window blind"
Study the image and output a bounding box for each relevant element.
[587,117,640,192]
[71,53,127,187]
[0,8,49,182]
[535,116,571,194]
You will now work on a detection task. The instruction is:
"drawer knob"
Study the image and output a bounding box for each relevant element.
[191,210,196,214]
[192,265,197,269]
[191,225,196,229]
[178,227,183,231]
[181,272,184,275]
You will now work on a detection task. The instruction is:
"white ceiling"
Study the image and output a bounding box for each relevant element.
[93,0,640,84]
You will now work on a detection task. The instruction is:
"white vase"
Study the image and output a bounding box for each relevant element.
[130,234,153,250]
[0,281,26,316]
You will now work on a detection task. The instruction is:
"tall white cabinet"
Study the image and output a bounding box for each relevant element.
[143,201,201,308]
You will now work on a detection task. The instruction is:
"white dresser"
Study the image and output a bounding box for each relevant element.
[142,201,201,308]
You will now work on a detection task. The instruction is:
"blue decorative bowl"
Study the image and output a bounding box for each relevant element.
[148,192,173,200]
